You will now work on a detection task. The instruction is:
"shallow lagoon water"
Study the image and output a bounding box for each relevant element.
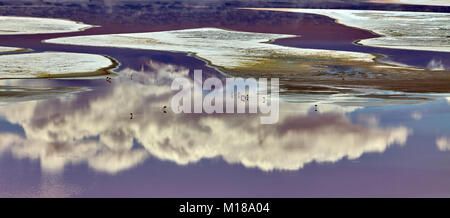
[2,74,450,197]
[0,5,450,197]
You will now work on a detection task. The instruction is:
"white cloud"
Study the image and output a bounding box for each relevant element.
[436,137,450,151]
[0,61,411,173]
[427,59,446,71]
[411,111,423,120]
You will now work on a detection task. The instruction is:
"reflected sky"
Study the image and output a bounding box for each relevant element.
[1,58,450,197]
[0,60,411,174]
[1,1,450,197]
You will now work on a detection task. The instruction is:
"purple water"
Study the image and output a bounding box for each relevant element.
[0,3,449,197]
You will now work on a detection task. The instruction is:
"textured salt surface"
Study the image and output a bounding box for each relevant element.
[370,0,450,6]
[0,16,93,35]
[243,8,450,53]
[45,27,377,71]
[0,52,114,79]
[0,46,24,53]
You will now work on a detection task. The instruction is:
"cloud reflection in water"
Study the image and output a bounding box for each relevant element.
[0,61,411,174]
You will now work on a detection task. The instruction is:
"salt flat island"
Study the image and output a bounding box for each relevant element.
[0,16,94,35]
[0,16,113,79]
[242,8,450,53]
[45,27,450,93]
[0,52,115,79]
[45,27,376,69]
[43,27,418,74]
[0,46,25,53]
[370,0,450,6]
